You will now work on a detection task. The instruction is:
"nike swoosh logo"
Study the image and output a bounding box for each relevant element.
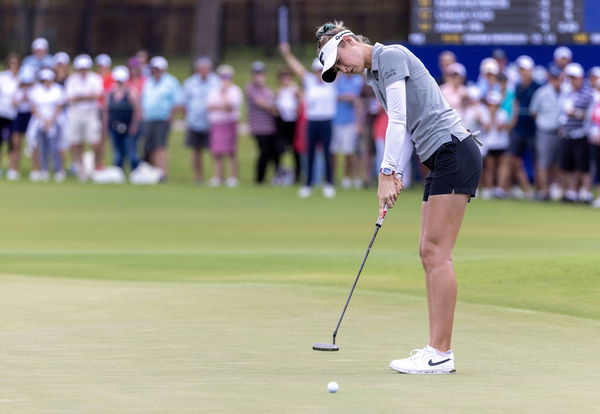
[428,358,451,366]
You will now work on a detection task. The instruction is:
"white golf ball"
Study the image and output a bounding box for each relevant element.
[327,381,339,393]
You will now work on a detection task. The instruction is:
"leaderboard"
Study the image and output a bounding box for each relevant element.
[409,0,600,45]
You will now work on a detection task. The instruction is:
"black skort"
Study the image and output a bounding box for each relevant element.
[422,135,483,202]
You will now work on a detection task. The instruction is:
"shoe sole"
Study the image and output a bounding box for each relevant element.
[389,364,456,375]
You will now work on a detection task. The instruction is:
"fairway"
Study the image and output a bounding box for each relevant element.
[1,276,599,413]
[1,170,599,412]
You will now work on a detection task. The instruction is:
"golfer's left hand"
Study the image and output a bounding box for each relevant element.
[377,174,403,216]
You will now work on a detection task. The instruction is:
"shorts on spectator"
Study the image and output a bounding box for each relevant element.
[331,123,358,155]
[13,112,32,134]
[0,117,14,150]
[486,148,505,157]
[507,130,534,157]
[535,129,561,169]
[185,129,209,149]
[143,120,171,153]
[66,110,101,146]
[561,138,590,173]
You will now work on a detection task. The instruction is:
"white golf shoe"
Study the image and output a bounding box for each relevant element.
[298,186,312,198]
[390,345,455,375]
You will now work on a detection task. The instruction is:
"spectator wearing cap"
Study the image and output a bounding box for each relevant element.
[65,54,103,180]
[476,57,501,100]
[135,50,151,77]
[479,90,511,200]
[275,67,301,183]
[492,48,508,73]
[12,67,37,180]
[140,56,180,179]
[95,53,113,169]
[206,64,243,187]
[498,55,539,199]
[440,62,467,119]
[22,38,53,73]
[553,46,572,71]
[589,67,600,103]
[53,52,70,85]
[96,54,114,100]
[246,60,280,185]
[436,50,456,85]
[279,42,337,199]
[0,53,20,180]
[28,68,67,182]
[558,62,595,203]
[530,65,564,201]
[332,71,364,190]
[180,57,220,183]
[588,77,600,208]
[107,66,140,172]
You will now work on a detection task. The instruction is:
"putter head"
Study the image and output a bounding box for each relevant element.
[312,342,339,351]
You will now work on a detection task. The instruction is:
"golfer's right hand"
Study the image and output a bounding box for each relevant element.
[377,174,401,216]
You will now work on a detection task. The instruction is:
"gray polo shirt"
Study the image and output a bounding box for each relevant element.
[366,43,469,162]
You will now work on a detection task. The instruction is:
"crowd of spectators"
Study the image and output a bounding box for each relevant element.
[437,46,600,207]
[1,38,600,207]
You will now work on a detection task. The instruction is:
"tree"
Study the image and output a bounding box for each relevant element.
[191,0,223,64]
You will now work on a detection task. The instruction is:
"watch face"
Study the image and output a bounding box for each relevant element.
[381,168,393,175]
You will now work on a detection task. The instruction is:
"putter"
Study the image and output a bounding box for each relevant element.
[313,204,389,352]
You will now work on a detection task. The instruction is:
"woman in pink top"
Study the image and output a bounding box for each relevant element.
[207,65,243,187]
[440,63,468,120]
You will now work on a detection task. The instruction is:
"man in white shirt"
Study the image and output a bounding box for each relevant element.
[65,54,103,180]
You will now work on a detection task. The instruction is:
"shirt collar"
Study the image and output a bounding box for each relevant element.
[370,42,384,73]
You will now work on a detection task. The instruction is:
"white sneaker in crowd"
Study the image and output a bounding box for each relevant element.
[549,183,563,201]
[208,177,221,187]
[480,187,493,200]
[511,186,526,199]
[563,189,578,203]
[29,170,41,182]
[390,345,456,375]
[494,187,508,199]
[592,198,600,209]
[353,178,364,189]
[298,186,312,199]
[225,177,238,188]
[39,171,50,182]
[6,169,20,181]
[322,184,336,199]
[54,171,66,183]
[578,189,594,203]
[340,177,352,190]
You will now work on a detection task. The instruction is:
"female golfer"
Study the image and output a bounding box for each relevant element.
[316,21,482,374]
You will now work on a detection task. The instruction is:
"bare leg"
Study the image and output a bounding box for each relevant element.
[230,153,238,179]
[214,155,224,181]
[514,158,532,192]
[192,148,203,181]
[420,193,469,352]
[8,133,21,171]
[419,202,433,341]
[152,148,168,175]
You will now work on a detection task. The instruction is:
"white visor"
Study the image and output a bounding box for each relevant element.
[319,30,354,83]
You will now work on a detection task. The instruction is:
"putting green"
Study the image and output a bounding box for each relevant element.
[2,274,598,413]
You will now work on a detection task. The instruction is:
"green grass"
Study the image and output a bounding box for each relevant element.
[1,123,599,412]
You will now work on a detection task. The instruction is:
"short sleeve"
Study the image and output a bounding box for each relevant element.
[378,48,410,89]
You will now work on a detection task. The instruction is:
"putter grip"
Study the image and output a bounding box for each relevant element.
[376,204,388,227]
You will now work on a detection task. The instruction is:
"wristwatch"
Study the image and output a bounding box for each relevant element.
[380,167,395,176]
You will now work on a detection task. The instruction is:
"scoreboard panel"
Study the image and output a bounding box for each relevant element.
[409,0,600,45]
